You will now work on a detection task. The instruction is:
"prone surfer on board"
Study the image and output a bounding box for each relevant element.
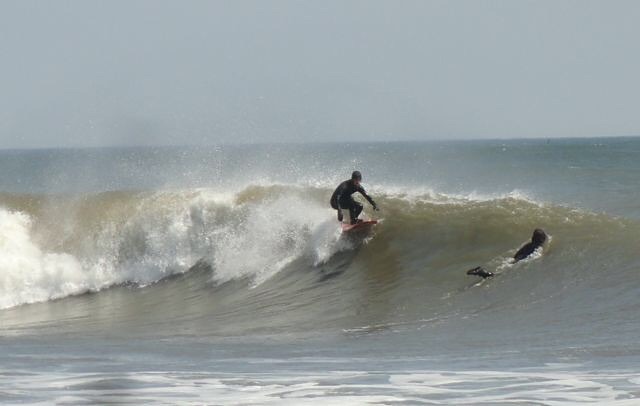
[467,229,548,279]
[330,171,379,225]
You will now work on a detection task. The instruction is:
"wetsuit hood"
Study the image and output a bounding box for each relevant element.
[532,228,547,245]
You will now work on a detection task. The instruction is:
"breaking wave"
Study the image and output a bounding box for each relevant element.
[0,184,638,338]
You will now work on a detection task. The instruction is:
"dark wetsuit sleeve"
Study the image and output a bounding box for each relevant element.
[357,186,376,206]
[514,243,534,262]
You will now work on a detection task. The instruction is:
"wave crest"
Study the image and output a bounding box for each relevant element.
[0,185,635,310]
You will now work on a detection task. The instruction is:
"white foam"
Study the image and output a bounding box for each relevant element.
[210,193,336,285]
[0,209,89,309]
[0,187,351,308]
[1,367,638,405]
[0,200,209,309]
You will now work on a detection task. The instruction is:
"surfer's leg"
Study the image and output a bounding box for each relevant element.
[347,201,362,224]
[354,202,363,218]
[466,266,494,278]
[348,206,357,224]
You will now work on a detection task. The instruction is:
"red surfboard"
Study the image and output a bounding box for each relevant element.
[341,220,378,232]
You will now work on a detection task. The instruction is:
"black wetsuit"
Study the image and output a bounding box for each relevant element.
[513,243,538,262]
[513,229,547,262]
[330,180,376,224]
[467,229,547,278]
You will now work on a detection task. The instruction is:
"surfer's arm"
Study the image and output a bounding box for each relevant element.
[358,187,378,209]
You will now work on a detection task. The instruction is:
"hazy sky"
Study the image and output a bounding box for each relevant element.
[1,0,639,148]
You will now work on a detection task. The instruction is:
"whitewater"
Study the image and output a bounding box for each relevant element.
[1,139,640,404]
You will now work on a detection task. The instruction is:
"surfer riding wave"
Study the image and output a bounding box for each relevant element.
[330,171,379,224]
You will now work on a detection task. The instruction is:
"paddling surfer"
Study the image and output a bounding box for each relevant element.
[467,229,548,278]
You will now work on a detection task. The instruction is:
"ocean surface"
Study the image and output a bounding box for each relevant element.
[1,138,640,404]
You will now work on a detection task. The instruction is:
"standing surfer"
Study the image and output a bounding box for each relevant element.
[330,171,379,224]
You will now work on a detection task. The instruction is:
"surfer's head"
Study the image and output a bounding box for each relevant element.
[532,228,547,245]
[351,170,362,186]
